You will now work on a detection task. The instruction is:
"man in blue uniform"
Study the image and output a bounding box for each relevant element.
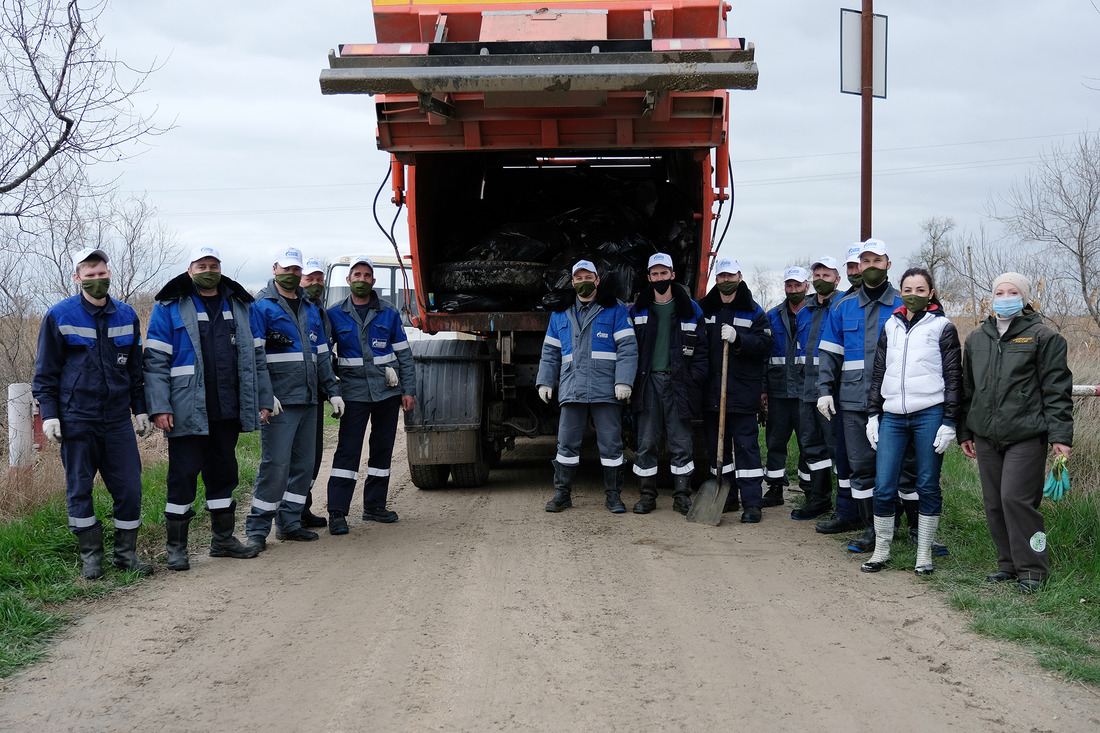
[628,253,708,515]
[537,260,638,514]
[697,258,774,522]
[763,266,811,508]
[33,248,153,579]
[246,247,343,549]
[325,255,416,534]
[816,239,902,552]
[145,246,273,570]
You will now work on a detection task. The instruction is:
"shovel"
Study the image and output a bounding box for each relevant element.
[687,339,732,525]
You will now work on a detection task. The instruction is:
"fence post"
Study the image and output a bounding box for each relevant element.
[8,383,35,485]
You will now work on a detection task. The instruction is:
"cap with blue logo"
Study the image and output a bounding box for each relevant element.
[188,245,221,265]
[860,238,889,257]
[647,252,674,270]
[571,259,598,276]
[810,255,839,273]
[715,258,741,275]
[275,247,304,268]
[303,257,324,275]
[783,267,810,284]
[845,243,863,264]
[349,254,375,273]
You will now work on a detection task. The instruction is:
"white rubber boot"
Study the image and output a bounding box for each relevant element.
[915,513,940,575]
[861,515,896,573]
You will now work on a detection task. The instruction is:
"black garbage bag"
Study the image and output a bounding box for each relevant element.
[438,292,515,313]
[465,222,562,263]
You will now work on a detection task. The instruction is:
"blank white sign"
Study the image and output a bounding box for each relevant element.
[840,8,887,98]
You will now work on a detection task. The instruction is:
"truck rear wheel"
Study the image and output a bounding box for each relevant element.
[410,463,451,490]
[451,434,491,488]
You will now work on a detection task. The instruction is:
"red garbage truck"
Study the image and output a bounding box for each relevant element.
[320,0,758,488]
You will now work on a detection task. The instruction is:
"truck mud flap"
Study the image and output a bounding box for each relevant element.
[404,339,487,466]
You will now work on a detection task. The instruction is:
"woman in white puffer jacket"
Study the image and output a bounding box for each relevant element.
[861,267,962,575]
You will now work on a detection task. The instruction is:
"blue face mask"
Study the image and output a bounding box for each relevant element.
[992,296,1023,318]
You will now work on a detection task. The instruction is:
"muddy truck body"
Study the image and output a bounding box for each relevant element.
[320,0,758,489]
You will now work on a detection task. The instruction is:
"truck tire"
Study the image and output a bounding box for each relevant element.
[451,434,491,488]
[410,463,451,490]
[433,261,548,295]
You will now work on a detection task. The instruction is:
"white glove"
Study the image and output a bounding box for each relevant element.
[865,415,880,451]
[134,413,152,438]
[720,323,739,343]
[43,418,62,443]
[615,384,632,401]
[816,395,835,421]
[933,424,957,454]
[329,396,346,418]
[384,366,399,387]
[538,385,553,404]
[271,396,283,416]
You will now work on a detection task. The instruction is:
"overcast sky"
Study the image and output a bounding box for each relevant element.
[99,1,1100,290]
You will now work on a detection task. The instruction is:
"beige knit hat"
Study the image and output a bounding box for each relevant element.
[991,272,1032,304]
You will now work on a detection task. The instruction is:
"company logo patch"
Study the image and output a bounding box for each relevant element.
[372,338,387,350]
[597,331,609,339]
[117,354,128,366]
[309,331,318,343]
[1029,531,1047,553]
[1012,337,1034,344]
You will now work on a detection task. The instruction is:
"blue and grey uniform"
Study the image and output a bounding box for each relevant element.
[628,283,708,484]
[764,300,809,489]
[794,291,853,517]
[816,282,902,505]
[697,284,774,509]
[33,294,146,532]
[326,292,416,515]
[536,290,638,492]
[246,280,340,538]
[144,273,272,518]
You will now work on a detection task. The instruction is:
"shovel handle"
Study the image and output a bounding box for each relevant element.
[715,339,729,473]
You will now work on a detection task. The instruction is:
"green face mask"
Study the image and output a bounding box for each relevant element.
[902,294,930,313]
[573,281,596,298]
[861,267,887,288]
[275,273,302,292]
[716,280,740,295]
[81,277,110,300]
[786,290,806,305]
[349,281,373,298]
[813,279,836,296]
[192,271,221,291]
[305,283,324,302]
[848,272,863,288]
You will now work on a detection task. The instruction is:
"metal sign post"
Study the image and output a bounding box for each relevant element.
[841,4,887,240]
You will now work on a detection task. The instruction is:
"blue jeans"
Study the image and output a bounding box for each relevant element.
[873,405,945,517]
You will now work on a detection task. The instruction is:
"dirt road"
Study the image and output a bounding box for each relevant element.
[2,428,1098,732]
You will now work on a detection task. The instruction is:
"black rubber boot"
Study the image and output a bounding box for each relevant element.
[792,468,833,520]
[761,483,785,507]
[847,498,876,553]
[112,527,155,575]
[633,475,658,514]
[165,516,191,571]
[671,474,692,516]
[545,460,575,512]
[210,510,260,559]
[604,465,626,513]
[76,524,104,580]
[815,514,863,534]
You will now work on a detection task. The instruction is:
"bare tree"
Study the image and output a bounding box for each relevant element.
[1,0,166,220]
[992,133,1100,333]
[907,216,961,300]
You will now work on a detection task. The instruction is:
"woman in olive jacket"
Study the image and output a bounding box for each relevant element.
[958,272,1073,594]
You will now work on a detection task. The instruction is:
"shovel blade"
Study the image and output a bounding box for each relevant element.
[686,476,731,526]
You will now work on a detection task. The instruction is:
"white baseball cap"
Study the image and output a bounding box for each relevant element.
[845,243,863,264]
[783,267,810,284]
[349,254,375,273]
[571,259,598,276]
[303,257,324,275]
[715,258,741,275]
[647,252,674,270]
[811,255,840,273]
[860,238,889,257]
[72,247,108,272]
[188,245,221,265]
[274,247,304,268]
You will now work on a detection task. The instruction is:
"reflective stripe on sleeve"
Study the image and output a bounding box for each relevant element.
[146,339,173,354]
[591,351,617,361]
[170,365,196,377]
[544,336,561,348]
[613,328,633,341]
[338,357,364,367]
[818,341,844,355]
[841,359,865,370]
[267,352,306,363]
[373,353,397,365]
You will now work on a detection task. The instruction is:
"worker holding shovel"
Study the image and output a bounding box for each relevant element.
[695,258,774,523]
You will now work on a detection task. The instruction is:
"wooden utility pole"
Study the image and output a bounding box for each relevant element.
[860,0,873,240]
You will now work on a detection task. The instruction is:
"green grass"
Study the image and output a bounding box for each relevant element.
[0,430,264,678]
